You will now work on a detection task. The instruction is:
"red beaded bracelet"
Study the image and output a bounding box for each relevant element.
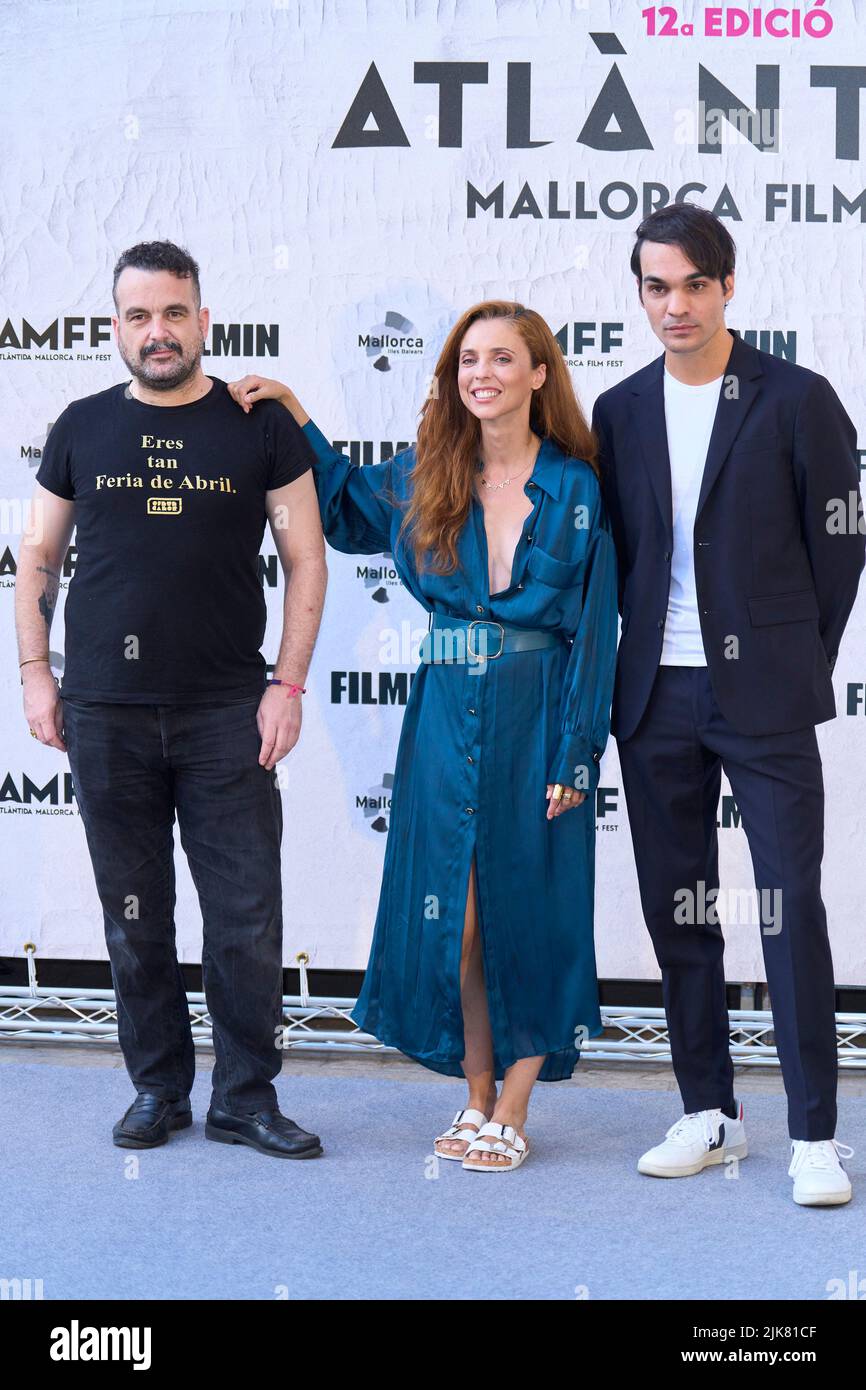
[267,679,307,696]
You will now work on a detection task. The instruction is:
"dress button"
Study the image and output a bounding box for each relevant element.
[467,707,476,715]
[467,755,474,764]
[527,481,536,488]
[466,807,475,815]
[517,583,524,590]
[592,751,600,762]
[525,534,533,544]
[657,619,664,629]
[475,604,484,614]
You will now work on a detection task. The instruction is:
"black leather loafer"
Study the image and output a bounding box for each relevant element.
[205,1105,323,1158]
[113,1092,192,1148]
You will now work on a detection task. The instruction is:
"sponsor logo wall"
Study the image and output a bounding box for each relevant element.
[2,1,864,984]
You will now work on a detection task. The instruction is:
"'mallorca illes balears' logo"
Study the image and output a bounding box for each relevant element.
[358,772,394,832]
[358,311,423,371]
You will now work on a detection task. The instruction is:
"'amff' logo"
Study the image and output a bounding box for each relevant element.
[0,773,76,806]
[554,322,623,359]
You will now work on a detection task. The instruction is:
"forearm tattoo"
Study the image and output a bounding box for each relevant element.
[36,564,60,631]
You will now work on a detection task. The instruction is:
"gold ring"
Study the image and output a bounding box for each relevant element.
[551,784,564,802]
[562,789,573,800]
[29,729,38,738]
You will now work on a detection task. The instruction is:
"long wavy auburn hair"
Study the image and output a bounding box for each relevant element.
[392,301,598,575]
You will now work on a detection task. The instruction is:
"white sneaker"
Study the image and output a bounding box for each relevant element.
[789,1139,853,1206]
[637,1101,748,1177]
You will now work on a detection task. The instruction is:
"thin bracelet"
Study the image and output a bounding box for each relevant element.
[19,657,51,668]
[267,679,307,696]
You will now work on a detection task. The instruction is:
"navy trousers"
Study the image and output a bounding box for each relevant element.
[617,665,837,1140]
[62,695,285,1114]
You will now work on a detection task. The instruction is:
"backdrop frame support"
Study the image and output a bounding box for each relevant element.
[2,984,866,1068]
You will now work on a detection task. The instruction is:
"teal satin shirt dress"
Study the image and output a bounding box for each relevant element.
[302,417,618,1081]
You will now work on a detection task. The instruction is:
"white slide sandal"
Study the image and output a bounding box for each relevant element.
[433,1108,489,1161]
[462,1121,530,1172]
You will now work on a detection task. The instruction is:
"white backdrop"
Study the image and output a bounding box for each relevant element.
[2,0,864,987]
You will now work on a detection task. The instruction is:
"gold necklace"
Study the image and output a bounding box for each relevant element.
[478,439,540,491]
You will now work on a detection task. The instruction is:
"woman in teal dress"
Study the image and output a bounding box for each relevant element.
[228,301,618,1172]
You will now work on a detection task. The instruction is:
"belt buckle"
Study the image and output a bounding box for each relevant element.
[467,619,505,661]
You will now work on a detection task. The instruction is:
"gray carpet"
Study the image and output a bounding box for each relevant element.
[1,1063,862,1300]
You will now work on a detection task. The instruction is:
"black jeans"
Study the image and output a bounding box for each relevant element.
[62,695,284,1113]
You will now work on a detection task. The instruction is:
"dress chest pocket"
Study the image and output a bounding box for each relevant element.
[527,545,584,590]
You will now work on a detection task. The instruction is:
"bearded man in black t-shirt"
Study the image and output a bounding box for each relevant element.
[15,241,327,1159]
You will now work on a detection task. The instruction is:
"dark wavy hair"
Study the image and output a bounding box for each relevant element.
[112,240,201,309]
[630,203,736,301]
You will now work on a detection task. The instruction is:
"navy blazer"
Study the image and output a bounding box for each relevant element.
[592,331,865,740]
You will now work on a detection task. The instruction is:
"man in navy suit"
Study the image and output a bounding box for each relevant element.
[593,203,864,1206]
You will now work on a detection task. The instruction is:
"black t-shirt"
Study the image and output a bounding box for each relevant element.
[36,375,315,702]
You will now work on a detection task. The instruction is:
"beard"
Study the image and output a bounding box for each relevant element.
[118,334,204,391]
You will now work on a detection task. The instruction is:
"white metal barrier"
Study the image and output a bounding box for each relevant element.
[2,945,866,1068]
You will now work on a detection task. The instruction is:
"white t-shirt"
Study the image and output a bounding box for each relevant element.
[660,367,724,665]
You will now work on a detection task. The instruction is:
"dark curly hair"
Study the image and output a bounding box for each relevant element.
[112,240,201,309]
